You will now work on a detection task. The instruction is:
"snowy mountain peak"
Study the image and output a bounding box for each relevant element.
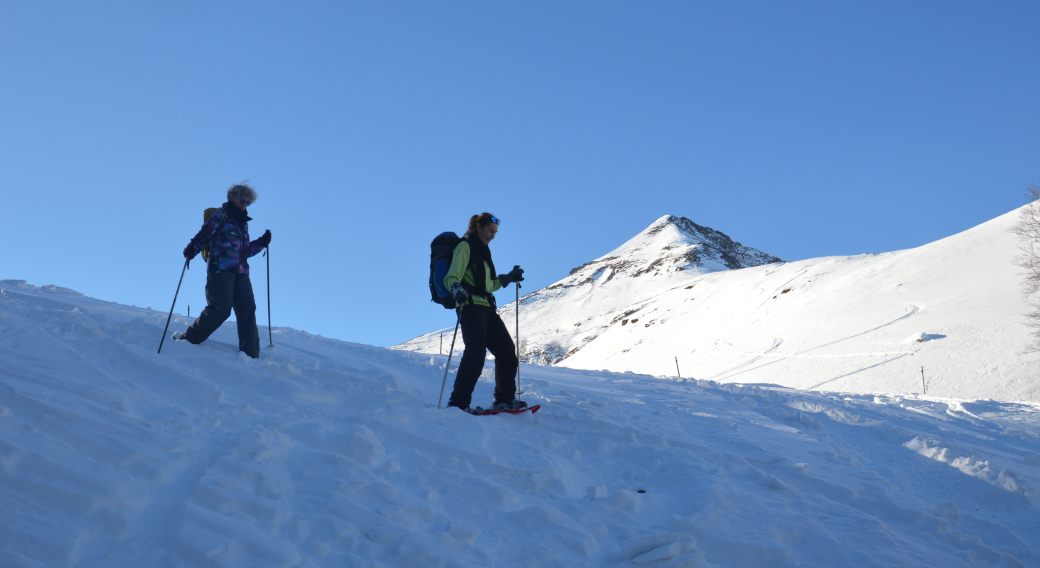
[397,215,783,365]
[626,215,783,269]
[567,215,782,285]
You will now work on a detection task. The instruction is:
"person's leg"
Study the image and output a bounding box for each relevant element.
[232,273,260,358]
[183,271,236,344]
[448,306,491,409]
[484,312,518,404]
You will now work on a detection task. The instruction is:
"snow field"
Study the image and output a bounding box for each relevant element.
[1,281,1039,567]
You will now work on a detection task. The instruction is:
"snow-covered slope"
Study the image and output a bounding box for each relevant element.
[561,206,1039,402]
[2,281,1040,567]
[396,216,782,365]
[397,207,1039,402]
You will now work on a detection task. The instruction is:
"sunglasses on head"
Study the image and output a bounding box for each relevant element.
[489,215,501,224]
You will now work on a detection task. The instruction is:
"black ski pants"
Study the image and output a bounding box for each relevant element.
[183,270,260,358]
[448,304,518,409]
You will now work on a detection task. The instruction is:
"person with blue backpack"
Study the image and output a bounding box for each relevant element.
[174,183,271,358]
[438,213,525,413]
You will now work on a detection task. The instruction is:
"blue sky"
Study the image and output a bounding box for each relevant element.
[2,1,1038,347]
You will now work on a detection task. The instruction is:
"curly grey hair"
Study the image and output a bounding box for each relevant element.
[227,182,258,204]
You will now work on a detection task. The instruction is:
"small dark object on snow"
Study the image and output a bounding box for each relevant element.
[781,289,791,294]
[637,490,646,494]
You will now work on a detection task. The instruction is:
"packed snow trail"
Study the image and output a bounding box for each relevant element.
[1,281,1039,567]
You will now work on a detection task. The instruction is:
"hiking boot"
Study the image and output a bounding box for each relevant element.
[492,400,527,411]
[447,402,476,414]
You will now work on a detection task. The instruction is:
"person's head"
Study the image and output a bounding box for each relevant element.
[227,182,258,211]
[466,213,500,245]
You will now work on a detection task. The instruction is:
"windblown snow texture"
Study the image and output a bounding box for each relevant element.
[1,280,1039,567]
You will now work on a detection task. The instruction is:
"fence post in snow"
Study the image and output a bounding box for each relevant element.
[675,356,681,379]
[921,366,926,395]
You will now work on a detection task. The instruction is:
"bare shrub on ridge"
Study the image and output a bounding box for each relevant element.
[1010,178,1040,351]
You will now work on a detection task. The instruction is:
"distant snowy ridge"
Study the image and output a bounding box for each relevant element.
[395,207,1039,402]
[395,215,782,365]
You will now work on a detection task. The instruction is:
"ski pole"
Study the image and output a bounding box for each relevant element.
[265,246,273,347]
[437,309,462,409]
[516,274,522,395]
[158,259,189,354]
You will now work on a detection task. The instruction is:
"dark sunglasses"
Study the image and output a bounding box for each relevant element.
[238,199,253,207]
[489,215,501,224]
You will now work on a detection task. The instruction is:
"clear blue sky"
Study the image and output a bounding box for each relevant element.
[3,1,1038,347]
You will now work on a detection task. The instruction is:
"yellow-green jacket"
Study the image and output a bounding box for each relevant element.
[444,240,502,308]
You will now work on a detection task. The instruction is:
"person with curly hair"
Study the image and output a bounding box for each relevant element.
[175,182,272,358]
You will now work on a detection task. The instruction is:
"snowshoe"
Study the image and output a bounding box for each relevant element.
[474,404,540,416]
[492,399,528,411]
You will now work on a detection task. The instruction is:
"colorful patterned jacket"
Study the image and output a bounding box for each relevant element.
[186,203,265,274]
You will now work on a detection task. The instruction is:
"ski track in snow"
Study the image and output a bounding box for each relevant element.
[701,338,786,381]
[1,282,1040,567]
[797,303,922,355]
[711,304,924,385]
[806,353,916,391]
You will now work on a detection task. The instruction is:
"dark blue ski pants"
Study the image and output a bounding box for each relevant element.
[448,304,518,409]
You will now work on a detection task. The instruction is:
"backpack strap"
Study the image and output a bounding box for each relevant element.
[201,206,231,263]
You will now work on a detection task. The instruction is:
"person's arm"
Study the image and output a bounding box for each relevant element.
[244,230,271,258]
[444,241,470,290]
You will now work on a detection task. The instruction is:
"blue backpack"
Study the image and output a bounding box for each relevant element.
[429,232,461,309]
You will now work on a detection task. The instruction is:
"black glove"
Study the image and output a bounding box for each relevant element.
[183,243,198,260]
[450,283,469,304]
[499,266,525,287]
[258,230,271,248]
